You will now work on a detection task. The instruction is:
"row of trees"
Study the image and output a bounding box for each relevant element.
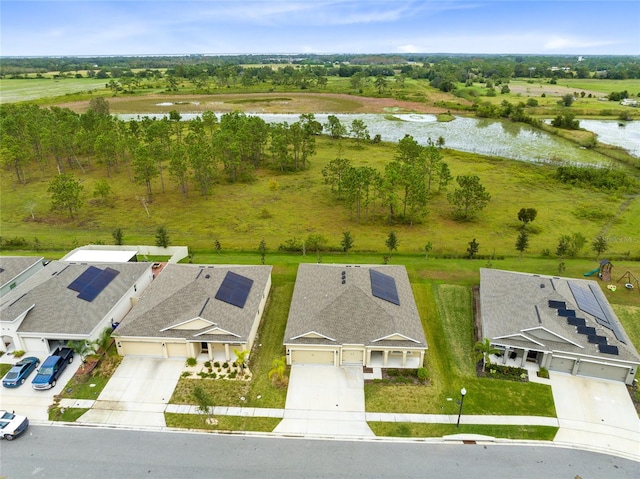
[322,134,491,224]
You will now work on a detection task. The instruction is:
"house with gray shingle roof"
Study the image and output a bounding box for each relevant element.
[0,256,45,298]
[113,264,272,363]
[0,260,153,354]
[284,264,427,368]
[479,268,639,384]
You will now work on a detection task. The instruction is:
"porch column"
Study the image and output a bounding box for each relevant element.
[402,351,407,367]
[571,358,580,375]
[521,349,528,367]
[419,351,425,367]
[541,352,551,368]
[366,349,372,367]
[383,350,389,367]
[503,348,509,365]
[224,343,230,362]
[208,345,213,362]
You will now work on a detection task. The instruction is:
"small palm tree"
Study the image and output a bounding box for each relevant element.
[233,349,249,374]
[67,339,93,363]
[474,338,500,373]
[268,356,287,387]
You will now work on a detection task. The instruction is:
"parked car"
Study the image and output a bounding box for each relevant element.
[32,347,74,390]
[0,410,29,440]
[2,357,40,388]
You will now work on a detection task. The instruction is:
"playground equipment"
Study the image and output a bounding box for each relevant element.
[583,259,613,281]
[618,270,640,294]
[583,268,600,277]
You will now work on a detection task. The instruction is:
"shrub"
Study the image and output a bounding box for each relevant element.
[213,361,220,368]
[222,362,229,369]
[186,357,197,367]
[181,372,190,378]
[204,360,211,369]
[537,367,550,379]
[12,350,26,358]
[417,367,429,381]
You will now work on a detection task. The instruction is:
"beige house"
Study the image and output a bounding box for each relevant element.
[113,264,272,363]
[0,260,153,354]
[479,268,639,384]
[284,264,427,368]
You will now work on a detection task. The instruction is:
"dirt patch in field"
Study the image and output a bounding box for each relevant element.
[55,92,450,115]
[508,83,605,98]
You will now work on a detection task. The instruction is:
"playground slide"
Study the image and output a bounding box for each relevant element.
[583,268,600,277]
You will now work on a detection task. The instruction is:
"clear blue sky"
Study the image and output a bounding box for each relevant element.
[2,1,639,57]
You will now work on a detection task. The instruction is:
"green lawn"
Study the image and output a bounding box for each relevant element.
[165,413,280,433]
[368,422,559,441]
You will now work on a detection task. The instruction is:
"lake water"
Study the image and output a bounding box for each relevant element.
[117,112,639,165]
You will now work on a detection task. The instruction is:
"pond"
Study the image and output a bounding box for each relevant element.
[117,112,639,166]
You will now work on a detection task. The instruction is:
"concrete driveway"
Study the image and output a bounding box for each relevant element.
[274,365,374,437]
[550,373,640,459]
[77,356,184,428]
[0,353,80,421]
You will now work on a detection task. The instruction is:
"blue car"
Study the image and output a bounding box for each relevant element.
[2,357,40,388]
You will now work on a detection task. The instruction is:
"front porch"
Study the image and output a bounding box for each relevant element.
[489,352,550,385]
[368,350,423,369]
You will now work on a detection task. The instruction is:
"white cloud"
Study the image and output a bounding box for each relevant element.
[398,44,419,53]
[543,36,621,51]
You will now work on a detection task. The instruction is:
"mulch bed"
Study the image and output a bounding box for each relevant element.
[74,358,100,376]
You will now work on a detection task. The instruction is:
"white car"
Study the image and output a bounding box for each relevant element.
[0,410,29,441]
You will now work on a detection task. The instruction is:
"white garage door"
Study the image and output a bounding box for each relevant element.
[291,349,335,365]
[341,349,364,365]
[577,361,630,382]
[166,342,187,358]
[120,341,163,357]
[549,356,576,374]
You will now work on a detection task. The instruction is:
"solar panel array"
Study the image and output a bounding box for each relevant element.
[587,334,608,344]
[548,300,566,309]
[576,325,596,335]
[569,281,626,344]
[68,266,120,302]
[67,266,102,292]
[77,268,120,302]
[370,269,400,306]
[598,344,619,355]
[557,309,576,317]
[567,317,586,327]
[215,271,253,309]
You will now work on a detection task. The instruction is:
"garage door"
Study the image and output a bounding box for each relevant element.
[549,356,576,374]
[291,349,335,365]
[341,349,364,365]
[120,341,163,357]
[577,361,630,382]
[166,342,187,358]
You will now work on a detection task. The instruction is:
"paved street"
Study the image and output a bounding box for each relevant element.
[1,425,638,479]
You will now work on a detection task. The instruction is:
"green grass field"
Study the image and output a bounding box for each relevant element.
[0,78,107,104]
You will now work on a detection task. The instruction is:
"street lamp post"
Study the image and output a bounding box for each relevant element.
[456,387,467,428]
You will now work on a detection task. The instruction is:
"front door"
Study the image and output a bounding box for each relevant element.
[201,341,208,353]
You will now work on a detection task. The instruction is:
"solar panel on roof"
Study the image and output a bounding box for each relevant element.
[215,271,253,308]
[77,267,120,302]
[567,317,586,326]
[569,281,627,344]
[587,334,608,344]
[576,325,596,335]
[557,309,576,317]
[548,300,566,309]
[370,269,400,306]
[68,266,102,292]
[598,344,619,355]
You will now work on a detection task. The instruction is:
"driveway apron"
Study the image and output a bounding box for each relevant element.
[550,373,640,459]
[78,357,184,428]
[274,365,374,437]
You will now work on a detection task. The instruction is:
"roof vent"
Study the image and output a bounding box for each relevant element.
[205,274,211,279]
[540,284,545,288]
[341,279,346,285]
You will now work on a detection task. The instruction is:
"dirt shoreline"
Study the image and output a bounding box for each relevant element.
[56,92,454,115]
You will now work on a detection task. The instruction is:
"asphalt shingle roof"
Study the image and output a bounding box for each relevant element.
[0,261,152,335]
[479,268,640,362]
[113,264,272,344]
[0,256,43,290]
[284,264,426,348]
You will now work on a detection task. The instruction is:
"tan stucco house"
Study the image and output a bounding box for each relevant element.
[113,264,272,363]
[0,260,153,354]
[284,264,427,368]
[479,268,639,384]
